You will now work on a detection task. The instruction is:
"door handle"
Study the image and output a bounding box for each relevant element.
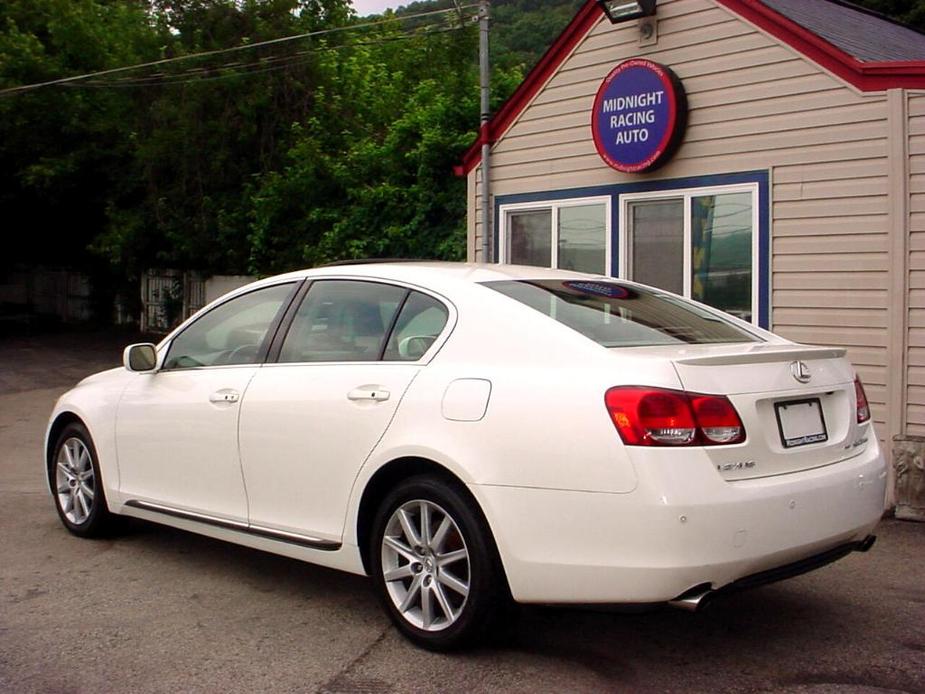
[347,387,390,402]
[209,389,240,404]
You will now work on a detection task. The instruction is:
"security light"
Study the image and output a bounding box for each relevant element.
[596,0,656,23]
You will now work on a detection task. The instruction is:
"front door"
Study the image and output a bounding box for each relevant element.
[116,281,297,521]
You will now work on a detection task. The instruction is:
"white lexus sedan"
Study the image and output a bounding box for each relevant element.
[46,262,886,650]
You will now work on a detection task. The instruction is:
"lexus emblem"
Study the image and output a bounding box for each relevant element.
[790,360,811,384]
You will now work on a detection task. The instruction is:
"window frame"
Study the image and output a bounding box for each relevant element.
[158,280,301,372]
[497,196,612,275]
[617,182,760,326]
[264,277,456,366]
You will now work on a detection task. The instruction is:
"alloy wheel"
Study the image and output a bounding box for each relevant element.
[55,437,95,525]
[380,499,470,631]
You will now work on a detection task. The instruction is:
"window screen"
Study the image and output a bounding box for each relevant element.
[627,198,684,295]
[507,209,552,268]
[557,204,606,274]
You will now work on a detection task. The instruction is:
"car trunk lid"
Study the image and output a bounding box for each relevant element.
[612,343,865,480]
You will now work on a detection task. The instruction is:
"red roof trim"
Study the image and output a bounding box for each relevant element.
[457,0,925,176]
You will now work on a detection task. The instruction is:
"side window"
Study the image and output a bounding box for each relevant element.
[383,291,449,361]
[503,201,608,274]
[278,280,407,363]
[163,283,295,369]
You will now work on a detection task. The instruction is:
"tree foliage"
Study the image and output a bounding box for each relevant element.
[853,0,925,32]
[0,0,921,295]
[0,0,161,276]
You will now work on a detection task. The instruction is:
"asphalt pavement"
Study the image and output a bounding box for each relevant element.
[1,330,924,693]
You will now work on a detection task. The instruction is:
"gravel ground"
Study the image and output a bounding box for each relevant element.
[1,330,923,693]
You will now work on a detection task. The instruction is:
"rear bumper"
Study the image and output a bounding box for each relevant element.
[672,534,876,611]
[472,443,886,604]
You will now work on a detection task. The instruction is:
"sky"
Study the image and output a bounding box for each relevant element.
[351,0,399,16]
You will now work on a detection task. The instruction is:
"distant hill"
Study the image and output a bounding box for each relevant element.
[393,0,585,74]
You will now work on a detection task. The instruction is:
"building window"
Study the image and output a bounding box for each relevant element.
[500,198,611,275]
[620,184,758,324]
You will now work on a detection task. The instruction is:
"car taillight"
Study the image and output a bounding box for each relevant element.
[855,376,871,424]
[605,386,745,447]
[689,394,746,444]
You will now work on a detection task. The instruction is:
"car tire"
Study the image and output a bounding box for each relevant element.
[50,422,117,538]
[370,474,509,651]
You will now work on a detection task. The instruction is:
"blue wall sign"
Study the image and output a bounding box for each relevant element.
[591,59,687,174]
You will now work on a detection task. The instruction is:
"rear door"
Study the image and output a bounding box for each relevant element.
[237,279,451,542]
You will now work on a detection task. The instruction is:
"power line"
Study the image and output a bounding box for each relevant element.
[0,4,477,97]
[66,24,473,89]
[79,23,472,88]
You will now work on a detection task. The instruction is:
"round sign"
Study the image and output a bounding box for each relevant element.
[591,59,687,173]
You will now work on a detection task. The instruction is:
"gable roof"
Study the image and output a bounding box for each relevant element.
[456,0,925,176]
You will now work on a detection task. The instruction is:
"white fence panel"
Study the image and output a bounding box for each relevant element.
[141,270,205,333]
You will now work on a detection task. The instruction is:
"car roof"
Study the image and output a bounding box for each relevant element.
[293,261,606,288]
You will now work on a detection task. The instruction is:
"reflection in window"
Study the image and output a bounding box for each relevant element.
[558,204,606,274]
[691,192,753,322]
[163,283,294,369]
[382,292,449,361]
[485,280,757,347]
[279,281,406,363]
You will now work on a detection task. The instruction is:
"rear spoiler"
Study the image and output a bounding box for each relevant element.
[673,345,847,367]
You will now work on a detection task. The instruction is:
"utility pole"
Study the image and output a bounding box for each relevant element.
[478,0,491,263]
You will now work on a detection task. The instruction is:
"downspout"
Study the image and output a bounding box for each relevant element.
[479,0,492,263]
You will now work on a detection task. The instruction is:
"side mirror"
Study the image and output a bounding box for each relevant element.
[123,343,158,373]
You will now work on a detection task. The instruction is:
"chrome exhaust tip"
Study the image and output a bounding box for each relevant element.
[668,584,714,612]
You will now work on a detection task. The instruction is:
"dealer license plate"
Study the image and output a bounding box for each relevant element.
[775,398,828,448]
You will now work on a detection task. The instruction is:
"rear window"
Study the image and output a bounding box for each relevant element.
[484,279,759,347]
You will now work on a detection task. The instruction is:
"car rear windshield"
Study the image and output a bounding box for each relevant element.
[484,279,759,347]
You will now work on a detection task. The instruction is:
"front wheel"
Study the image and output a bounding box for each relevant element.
[370,475,508,650]
[51,422,116,537]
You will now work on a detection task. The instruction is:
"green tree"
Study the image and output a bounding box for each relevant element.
[96,0,352,276]
[3,0,920,314]
[0,0,161,276]
[247,20,522,273]
[853,0,925,32]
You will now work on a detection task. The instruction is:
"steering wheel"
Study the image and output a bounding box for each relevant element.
[221,343,259,365]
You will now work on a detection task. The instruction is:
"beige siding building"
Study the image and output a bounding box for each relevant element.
[460,0,925,515]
